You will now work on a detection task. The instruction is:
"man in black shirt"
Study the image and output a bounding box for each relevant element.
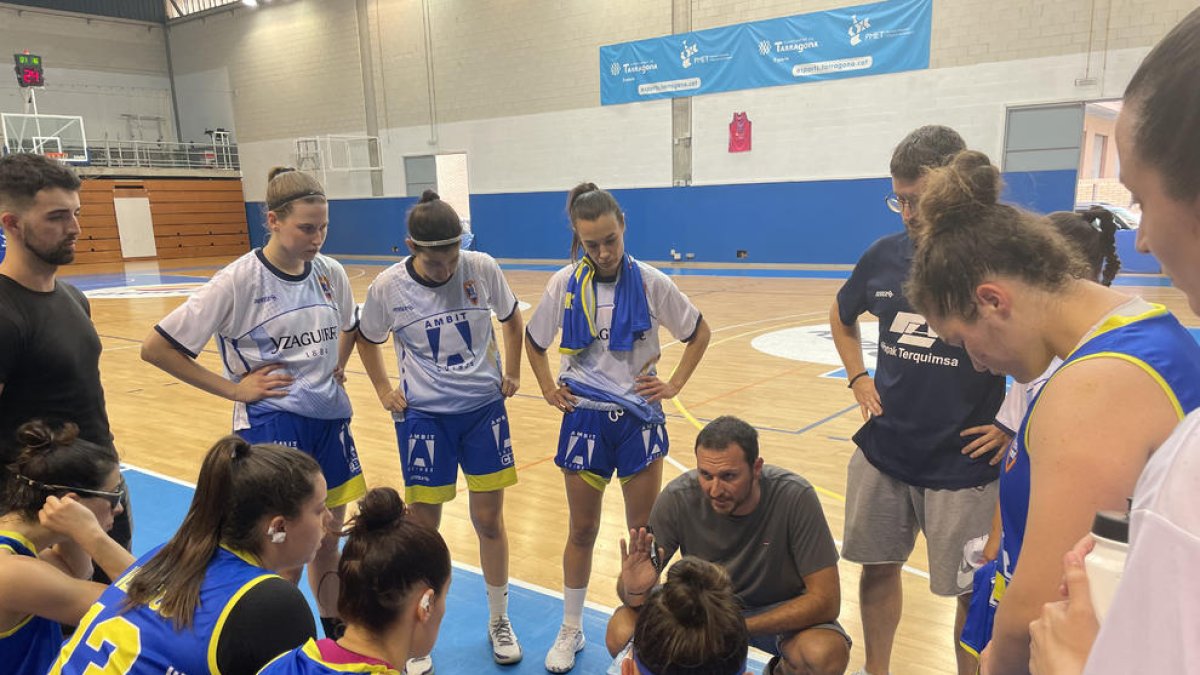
[830,127,1007,675]
[0,153,131,561]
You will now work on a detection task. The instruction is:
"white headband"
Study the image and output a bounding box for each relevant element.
[410,234,462,247]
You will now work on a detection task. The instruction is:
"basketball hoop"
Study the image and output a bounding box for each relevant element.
[44,151,67,161]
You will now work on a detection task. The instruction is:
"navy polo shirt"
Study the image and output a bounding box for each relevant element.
[836,232,1004,489]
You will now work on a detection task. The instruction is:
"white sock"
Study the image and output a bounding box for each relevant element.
[486,582,509,621]
[562,586,587,629]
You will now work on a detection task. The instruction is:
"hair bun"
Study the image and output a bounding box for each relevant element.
[419,190,440,204]
[917,150,1002,235]
[351,487,407,533]
[268,166,297,182]
[661,557,734,628]
[16,419,79,453]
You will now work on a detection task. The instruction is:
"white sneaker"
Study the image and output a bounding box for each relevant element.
[544,624,585,673]
[489,615,523,664]
[404,656,434,675]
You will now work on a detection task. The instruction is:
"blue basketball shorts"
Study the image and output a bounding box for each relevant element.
[554,407,667,491]
[239,409,366,508]
[395,398,517,505]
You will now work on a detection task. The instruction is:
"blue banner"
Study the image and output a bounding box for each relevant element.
[600,0,931,105]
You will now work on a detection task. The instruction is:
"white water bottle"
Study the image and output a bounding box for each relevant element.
[1084,509,1129,622]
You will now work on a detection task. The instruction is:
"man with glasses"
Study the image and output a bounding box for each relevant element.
[0,153,132,577]
[828,126,1007,675]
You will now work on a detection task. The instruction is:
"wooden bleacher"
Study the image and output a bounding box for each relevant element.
[76,178,250,265]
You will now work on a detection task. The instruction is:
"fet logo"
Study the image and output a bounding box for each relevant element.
[680,39,699,68]
[610,61,621,76]
[848,14,871,46]
[758,39,772,56]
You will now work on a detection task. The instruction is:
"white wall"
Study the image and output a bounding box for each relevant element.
[181,0,1194,203]
[0,3,174,143]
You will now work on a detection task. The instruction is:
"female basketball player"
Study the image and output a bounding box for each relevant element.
[904,150,1200,674]
[357,190,524,672]
[0,420,134,675]
[961,206,1121,657]
[140,167,360,635]
[616,558,749,675]
[257,487,452,675]
[1028,9,1200,673]
[52,436,328,674]
[526,183,711,673]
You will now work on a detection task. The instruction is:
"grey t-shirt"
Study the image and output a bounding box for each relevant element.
[649,464,839,610]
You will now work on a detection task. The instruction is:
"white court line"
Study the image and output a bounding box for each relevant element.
[119,458,768,658]
[661,456,933,581]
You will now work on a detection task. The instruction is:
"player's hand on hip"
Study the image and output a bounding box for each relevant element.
[378,387,407,413]
[851,376,883,420]
[501,374,520,398]
[961,424,1011,464]
[234,363,293,402]
[635,375,678,403]
[542,383,577,413]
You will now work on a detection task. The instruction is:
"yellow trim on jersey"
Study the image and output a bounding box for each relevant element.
[1073,304,1168,349]
[0,530,38,555]
[464,467,517,493]
[220,545,265,569]
[49,602,106,674]
[958,639,980,659]
[0,612,34,639]
[293,638,402,674]
[404,483,456,505]
[579,470,610,492]
[1066,352,1185,420]
[326,474,367,508]
[0,531,41,640]
[207,574,279,675]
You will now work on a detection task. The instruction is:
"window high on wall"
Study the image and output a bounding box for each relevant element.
[166,0,246,19]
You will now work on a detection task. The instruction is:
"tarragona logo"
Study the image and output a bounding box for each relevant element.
[887,311,938,349]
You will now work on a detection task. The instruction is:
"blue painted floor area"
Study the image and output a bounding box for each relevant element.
[122,467,715,674]
[64,273,211,291]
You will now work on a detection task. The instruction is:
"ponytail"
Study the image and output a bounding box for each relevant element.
[565,182,623,262]
[123,436,320,628]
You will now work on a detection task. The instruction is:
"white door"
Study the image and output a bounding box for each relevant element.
[114,197,157,259]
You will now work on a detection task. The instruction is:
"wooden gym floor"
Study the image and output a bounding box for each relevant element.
[69,255,1198,675]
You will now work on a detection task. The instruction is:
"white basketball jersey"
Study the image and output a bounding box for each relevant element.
[358,250,519,416]
[526,257,701,413]
[156,250,357,427]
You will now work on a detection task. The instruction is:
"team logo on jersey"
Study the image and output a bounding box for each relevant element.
[317,274,334,302]
[1004,437,1019,473]
[563,432,597,470]
[464,279,479,306]
[425,312,476,370]
[640,424,666,459]
[888,311,938,348]
[407,433,437,480]
[492,416,514,467]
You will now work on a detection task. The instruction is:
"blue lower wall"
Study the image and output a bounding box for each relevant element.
[246,169,1078,264]
[1115,229,1160,274]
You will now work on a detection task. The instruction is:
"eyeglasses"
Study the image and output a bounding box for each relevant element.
[17,475,126,509]
[885,193,917,214]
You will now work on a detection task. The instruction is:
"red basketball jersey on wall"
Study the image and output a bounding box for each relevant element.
[729,112,751,153]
